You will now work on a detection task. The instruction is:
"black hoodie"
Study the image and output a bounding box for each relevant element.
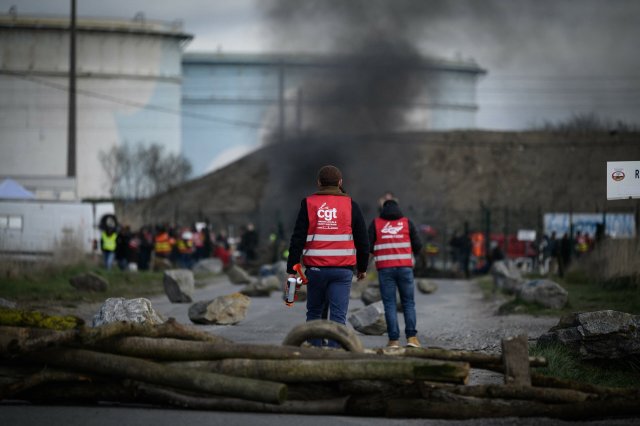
[368,201,422,256]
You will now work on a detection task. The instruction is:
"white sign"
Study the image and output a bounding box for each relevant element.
[517,229,537,242]
[607,161,640,200]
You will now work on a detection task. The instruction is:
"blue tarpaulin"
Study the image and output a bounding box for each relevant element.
[0,178,35,199]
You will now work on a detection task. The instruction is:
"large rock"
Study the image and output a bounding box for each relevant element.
[517,279,568,309]
[226,265,254,285]
[538,310,640,360]
[491,260,524,294]
[163,269,194,303]
[416,278,438,294]
[69,272,108,292]
[188,293,251,325]
[361,283,381,305]
[92,297,165,327]
[240,275,282,297]
[350,279,369,299]
[152,257,173,272]
[192,258,223,275]
[348,301,387,335]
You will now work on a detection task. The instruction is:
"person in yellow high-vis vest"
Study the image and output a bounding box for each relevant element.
[101,227,117,270]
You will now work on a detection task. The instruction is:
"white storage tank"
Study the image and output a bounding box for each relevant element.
[0,14,192,199]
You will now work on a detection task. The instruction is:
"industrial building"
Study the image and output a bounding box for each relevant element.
[0,14,192,199]
[182,52,486,176]
[0,13,486,198]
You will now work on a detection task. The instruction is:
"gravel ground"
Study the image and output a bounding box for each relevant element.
[5,275,639,425]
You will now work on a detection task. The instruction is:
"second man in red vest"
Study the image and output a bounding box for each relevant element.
[369,198,423,348]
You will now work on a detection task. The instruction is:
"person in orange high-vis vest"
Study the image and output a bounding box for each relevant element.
[369,198,423,349]
[154,228,174,260]
[286,165,369,348]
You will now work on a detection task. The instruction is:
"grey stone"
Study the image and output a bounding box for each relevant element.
[226,265,254,285]
[69,272,108,292]
[416,278,438,294]
[350,279,369,299]
[491,260,524,294]
[348,301,387,335]
[152,257,173,272]
[92,297,165,327]
[240,275,282,297]
[517,279,568,309]
[192,258,223,275]
[538,310,640,360]
[0,297,17,309]
[188,292,251,325]
[163,269,194,303]
[361,283,381,305]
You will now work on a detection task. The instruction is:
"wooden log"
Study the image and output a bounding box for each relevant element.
[282,320,364,352]
[1,318,229,357]
[79,318,231,345]
[96,337,385,361]
[171,358,469,384]
[129,381,348,414]
[0,368,91,400]
[501,334,531,386]
[13,381,136,404]
[0,326,77,357]
[27,348,287,404]
[531,372,640,399]
[378,346,547,368]
[385,397,640,420]
[419,382,596,404]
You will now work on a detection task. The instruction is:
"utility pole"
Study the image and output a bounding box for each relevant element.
[278,62,285,143]
[66,0,77,179]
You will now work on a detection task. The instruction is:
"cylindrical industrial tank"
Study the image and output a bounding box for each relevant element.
[0,15,192,199]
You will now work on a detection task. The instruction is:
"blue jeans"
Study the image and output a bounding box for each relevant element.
[378,267,417,340]
[103,251,115,271]
[305,267,353,348]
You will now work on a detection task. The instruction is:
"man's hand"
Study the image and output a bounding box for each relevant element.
[357,271,367,281]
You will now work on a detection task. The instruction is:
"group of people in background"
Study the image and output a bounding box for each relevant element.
[99,223,236,271]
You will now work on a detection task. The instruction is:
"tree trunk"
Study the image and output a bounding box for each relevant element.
[171,358,469,384]
[420,382,595,403]
[27,348,286,404]
[378,346,547,368]
[96,337,383,361]
[130,381,348,414]
[501,334,531,386]
[531,372,640,399]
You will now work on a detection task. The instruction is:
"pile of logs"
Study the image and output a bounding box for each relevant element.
[1,314,640,419]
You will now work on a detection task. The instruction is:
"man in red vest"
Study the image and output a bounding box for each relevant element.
[286,165,369,348]
[369,198,423,348]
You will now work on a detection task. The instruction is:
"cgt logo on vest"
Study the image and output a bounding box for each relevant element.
[381,221,403,235]
[317,202,338,221]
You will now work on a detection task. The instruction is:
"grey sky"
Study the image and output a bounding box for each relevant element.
[2,0,639,129]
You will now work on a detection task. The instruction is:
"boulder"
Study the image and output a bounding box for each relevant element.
[491,260,524,294]
[240,275,282,297]
[361,283,381,305]
[188,293,251,325]
[350,279,369,299]
[192,258,224,275]
[348,301,387,335]
[92,297,164,327]
[538,310,640,360]
[152,257,173,272]
[226,264,254,285]
[517,279,568,309]
[163,269,194,303]
[69,272,108,292]
[416,278,438,294]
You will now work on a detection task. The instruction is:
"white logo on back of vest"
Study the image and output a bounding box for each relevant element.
[317,202,338,221]
[381,221,403,235]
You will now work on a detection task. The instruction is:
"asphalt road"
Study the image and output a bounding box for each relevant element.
[2,276,637,425]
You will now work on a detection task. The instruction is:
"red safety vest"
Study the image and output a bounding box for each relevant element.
[373,217,413,269]
[302,194,356,267]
